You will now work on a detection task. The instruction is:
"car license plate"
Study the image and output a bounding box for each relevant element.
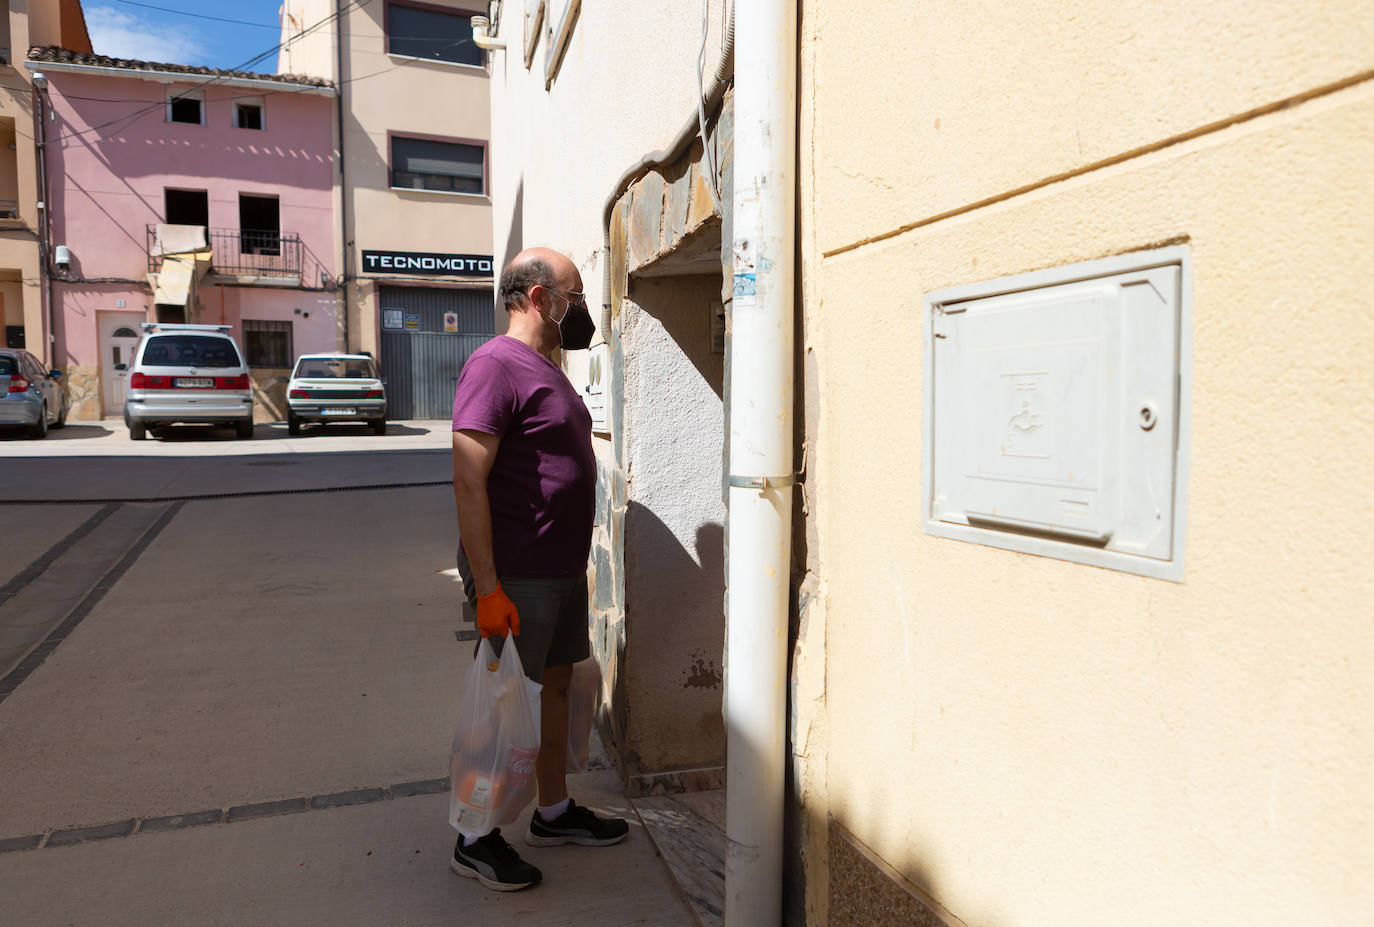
[322,407,355,416]
[175,377,213,388]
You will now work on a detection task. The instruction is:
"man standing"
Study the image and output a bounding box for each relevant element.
[449,247,627,892]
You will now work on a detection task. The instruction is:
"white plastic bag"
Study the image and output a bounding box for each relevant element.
[449,637,543,837]
[565,654,601,773]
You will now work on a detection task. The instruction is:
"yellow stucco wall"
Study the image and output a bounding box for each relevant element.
[803,2,1374,924]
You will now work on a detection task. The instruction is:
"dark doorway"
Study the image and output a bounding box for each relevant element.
[164,189,209,230]
[238,195,281,256]
[155,304,186,323]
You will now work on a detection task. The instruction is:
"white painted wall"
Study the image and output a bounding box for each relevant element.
[487,0,730,322]
[621,277,726,772]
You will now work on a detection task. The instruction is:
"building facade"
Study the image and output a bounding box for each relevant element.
[279,0,495,420]
[482,2,1374,925]
[0,0,90,363]
[26,49,337,421]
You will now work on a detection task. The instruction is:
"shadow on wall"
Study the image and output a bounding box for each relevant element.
[629,274,723,401]
[502,177,523,276]
[619,499,726,775]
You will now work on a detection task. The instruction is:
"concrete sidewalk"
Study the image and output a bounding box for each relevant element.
[0,770,690,926]
[0,419,453,502]
[0,418,453,458]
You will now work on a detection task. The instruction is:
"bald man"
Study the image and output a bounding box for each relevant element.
[448,248,626,892]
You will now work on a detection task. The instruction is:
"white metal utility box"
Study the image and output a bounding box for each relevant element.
[922,246,1192,580]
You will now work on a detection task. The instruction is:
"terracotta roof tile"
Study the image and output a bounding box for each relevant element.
[25,46,333,89]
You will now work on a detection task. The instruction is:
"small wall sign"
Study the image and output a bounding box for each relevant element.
[584,343,608,434]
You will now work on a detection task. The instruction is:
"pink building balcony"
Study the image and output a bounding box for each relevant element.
[146,225,307,283]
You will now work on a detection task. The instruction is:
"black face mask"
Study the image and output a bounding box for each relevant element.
[555,300,596,351]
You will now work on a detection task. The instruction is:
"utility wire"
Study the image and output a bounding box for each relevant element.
[47,0,371,144]
[6,3,477,145]
[102,0,281,30]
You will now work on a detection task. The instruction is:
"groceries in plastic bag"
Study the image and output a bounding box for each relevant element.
[565,653,601,773]
[449,636,543,837]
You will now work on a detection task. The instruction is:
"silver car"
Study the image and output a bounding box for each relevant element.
[0,348,68,439]
[121,323,254,441]
[286,354,387,435]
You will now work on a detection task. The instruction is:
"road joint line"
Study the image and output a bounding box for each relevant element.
[0,501,185,705]
[0,480,450,506]
[0,777,452,854]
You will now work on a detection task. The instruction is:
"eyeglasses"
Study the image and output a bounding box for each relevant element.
[542,286,587,310]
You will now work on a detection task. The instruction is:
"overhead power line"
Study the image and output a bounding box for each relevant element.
[50,0,372,144]
[103,0,281,30]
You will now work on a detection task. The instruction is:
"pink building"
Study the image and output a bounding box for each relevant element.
[26,48,338,420]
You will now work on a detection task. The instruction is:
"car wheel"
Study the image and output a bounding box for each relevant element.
[287,413,301,436]
[27,403,48,439]
[372,417,386,436]
[52,399,67,429]
[129,419,147,441]
[236,419,254,440]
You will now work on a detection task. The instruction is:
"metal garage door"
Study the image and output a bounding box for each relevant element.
[378,286,495,420]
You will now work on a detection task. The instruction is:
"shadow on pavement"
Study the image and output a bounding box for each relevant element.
[138,424,247,443]
[0,424,114,442]
[261,422,434,438]
[137,423,435,443]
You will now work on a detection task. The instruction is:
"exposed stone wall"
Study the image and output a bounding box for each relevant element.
[588,452,628,757]
[62,365,100,421]
[250,368,290,422]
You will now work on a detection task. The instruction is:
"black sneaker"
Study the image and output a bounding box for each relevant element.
[451,829,542,892]
[525,799,630,847]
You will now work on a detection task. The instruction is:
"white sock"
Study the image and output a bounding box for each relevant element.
[461,832,487,847]
[537,798,570,820]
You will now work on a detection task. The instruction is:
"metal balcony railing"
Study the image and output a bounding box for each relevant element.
[0,200,18,220]
[146,225,303,278]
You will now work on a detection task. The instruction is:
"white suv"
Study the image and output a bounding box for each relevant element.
[122,323,254,440]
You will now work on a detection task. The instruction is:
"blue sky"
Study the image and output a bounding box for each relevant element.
[82,0,291,73]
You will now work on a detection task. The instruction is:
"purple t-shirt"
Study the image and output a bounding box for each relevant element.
[452,336,596,578]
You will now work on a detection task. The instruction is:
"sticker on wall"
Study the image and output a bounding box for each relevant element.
[383,309,404,330]
[404,313,421,331]
[443,311,459,333]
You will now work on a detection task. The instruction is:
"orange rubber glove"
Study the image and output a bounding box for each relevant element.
[476,584,520,638]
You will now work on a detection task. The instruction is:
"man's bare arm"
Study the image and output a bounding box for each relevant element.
[452,429,501,596]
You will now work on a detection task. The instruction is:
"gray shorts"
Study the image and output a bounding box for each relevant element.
[456,547,591,683]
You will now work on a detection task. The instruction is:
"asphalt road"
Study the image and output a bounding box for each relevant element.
[0,422,694,926]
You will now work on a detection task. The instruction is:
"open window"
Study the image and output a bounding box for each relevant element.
[234,98,264,130]
[164,189,209,236]
[238,194,281,256]
[167,91,204,125]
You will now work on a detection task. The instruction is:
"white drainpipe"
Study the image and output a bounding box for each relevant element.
[725,0,796,923]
